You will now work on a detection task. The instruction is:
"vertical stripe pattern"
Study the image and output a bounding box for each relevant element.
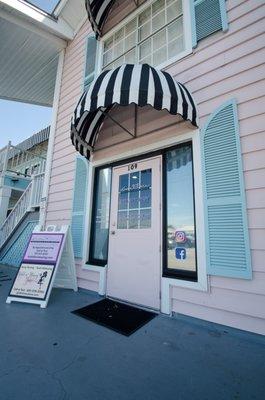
[85,0,116,39]
[71,64,198,159]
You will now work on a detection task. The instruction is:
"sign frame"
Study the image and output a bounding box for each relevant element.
[8,263,56,301]
[22,232,65,264]
[6,225,77,308]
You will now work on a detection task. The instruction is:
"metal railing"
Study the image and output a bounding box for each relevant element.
[0,172,45,249]
[30,172,45,208]
[0,142,11,175]
[0,141,46,177]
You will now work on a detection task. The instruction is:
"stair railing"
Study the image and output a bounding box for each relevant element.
[30,172,45,208]
[0,172,45,249]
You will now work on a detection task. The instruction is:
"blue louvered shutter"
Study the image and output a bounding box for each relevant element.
[84,34,97,91]
[71,156,88,258]
[201,99,252,279]
[191,0,228,47]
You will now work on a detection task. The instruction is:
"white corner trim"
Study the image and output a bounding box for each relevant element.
[39,49,65,227]
[82,264,107,295]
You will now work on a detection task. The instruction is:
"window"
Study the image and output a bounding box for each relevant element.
[88,167,112,265]
[163,142,197,280]
[84,34,98,91]
[117,169,152,229]
[102,0,185,70]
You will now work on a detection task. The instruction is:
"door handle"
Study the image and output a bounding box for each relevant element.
[110,231,116,235]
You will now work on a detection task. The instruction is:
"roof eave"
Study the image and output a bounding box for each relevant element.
[0,0,75,41]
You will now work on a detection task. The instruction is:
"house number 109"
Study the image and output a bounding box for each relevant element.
[128,163,137,171]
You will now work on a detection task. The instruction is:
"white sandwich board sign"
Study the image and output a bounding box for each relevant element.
[6,225,77,308]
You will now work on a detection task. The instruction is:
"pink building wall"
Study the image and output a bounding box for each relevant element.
[45,0,265,335]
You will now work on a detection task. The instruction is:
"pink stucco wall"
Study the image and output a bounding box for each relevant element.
[45,0,265,334]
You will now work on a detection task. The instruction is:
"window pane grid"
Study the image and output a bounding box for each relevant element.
[117,169,152,230]
[102,0,183,70]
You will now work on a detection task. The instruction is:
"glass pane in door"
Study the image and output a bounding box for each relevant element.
[117,168,152,229]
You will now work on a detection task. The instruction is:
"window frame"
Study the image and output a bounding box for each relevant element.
[83,33,99,91]
[87,142,198,281]
[83,130,207,301]
[96,0,193,75]
[162,141,198,281]
[87,165,112,266]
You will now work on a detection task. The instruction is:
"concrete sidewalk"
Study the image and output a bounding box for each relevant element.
[0,264,264,400]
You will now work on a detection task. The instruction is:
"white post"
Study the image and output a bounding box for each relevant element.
[28,176,35,211]
[0,186,12,226]
[39,49,65,228]
[0,141,12,225]
[0,141,11,179]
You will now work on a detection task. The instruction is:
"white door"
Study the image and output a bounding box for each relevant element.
[107,156,161,310]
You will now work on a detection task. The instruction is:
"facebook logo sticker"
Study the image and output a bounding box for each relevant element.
[175,248,186,260]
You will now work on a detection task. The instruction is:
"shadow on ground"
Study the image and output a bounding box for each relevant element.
[0,264,264,400]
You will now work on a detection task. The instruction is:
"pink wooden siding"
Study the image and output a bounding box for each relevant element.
[45,21,99,291]
[45,1,265,334]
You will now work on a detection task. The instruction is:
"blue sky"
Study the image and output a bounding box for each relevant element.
[28,0,59,13]
[0,100,52,148]
[0,1,59,148]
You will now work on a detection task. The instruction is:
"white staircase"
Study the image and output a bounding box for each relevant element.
[0,141,46,177]
[0,172,44,249]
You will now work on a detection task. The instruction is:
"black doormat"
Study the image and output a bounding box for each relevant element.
[72,298,157,336]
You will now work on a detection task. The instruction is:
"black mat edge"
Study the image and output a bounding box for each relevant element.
[71,299,157,337]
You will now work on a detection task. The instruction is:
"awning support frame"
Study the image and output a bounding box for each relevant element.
[99,106,138,139]
[93,119,187,153]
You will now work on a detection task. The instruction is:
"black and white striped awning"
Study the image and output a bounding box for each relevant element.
[85,0,116,39]
[71,64,198,159]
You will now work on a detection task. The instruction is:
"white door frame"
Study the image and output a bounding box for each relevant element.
[82,129,208,314]
[106,155,162,310]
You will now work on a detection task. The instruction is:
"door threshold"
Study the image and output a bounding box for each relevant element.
[106,295,160,314]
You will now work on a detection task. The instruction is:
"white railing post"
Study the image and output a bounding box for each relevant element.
[28,175,35,210]
[0,172,45,249]
[0,141,12,226]
[1,141,11,176]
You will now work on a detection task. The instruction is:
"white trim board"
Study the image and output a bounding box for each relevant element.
[40,49,65,227]
[82,264,107,295]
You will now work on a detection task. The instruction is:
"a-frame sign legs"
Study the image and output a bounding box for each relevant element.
[7,225,77,308]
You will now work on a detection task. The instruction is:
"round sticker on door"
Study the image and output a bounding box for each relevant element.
[175,230,186,243]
